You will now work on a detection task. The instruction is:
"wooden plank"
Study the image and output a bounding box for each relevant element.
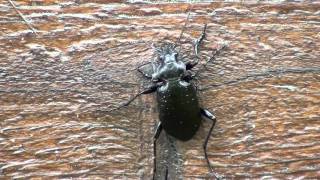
[0,1,319,179]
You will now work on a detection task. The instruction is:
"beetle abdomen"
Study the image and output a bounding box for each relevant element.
[157,80,201,141]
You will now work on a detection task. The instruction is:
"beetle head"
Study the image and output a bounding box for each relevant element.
[156,43,178,64]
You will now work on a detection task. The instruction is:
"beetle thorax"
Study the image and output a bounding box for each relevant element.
[152,52,186,80]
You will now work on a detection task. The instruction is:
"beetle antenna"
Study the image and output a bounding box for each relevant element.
[7,0,38,36]
[152,43,161,54]
[174,12,190,49]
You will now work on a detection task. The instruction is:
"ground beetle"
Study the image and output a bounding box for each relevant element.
[110,17,226,179]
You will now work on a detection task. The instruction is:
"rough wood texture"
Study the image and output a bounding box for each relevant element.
[0,1,319,179]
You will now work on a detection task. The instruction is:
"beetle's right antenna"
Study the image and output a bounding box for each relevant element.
[7,0,38,36]
[174,12,190,50]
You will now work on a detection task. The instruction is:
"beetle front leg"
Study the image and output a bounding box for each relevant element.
[181,70,194,82]
[193,44,227,77]
[136,62,153,79]
[194,24,207,56]
[138,67,152,79]
[185,60,199,70]
[200,108,222,180]
[185,24,207,70]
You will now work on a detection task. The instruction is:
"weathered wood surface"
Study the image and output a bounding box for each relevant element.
[0,1,320,179]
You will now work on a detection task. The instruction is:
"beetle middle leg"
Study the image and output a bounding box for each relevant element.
[200,108,222,180]
[107,82,162,112]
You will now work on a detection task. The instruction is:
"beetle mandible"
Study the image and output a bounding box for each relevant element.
[110,17,226,180]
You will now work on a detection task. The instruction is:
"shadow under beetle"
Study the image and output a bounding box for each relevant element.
[111,19,226,180]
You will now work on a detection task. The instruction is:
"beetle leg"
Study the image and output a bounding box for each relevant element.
[200,108,222,180]
[165,166,168,180]
[181,70,193,82]
[138,67,152,79]
[194,24,207,56]
[194,44,227,78]
[185,60,198,70]
[136,62,153,79]
[185,24,207,70]
[107,83,162,112]
[153,122,163,180]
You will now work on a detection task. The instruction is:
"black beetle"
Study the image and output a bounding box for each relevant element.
[110,20,226,179]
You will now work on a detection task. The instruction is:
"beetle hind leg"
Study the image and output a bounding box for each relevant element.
[200,108,223,180]
[153,122,164,180]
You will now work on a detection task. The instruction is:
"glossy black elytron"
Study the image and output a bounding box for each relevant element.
[157,79,201,141]
[153,47,202,141]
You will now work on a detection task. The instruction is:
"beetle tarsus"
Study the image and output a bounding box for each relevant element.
[153,122,163,180]
[201,108,221,180]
